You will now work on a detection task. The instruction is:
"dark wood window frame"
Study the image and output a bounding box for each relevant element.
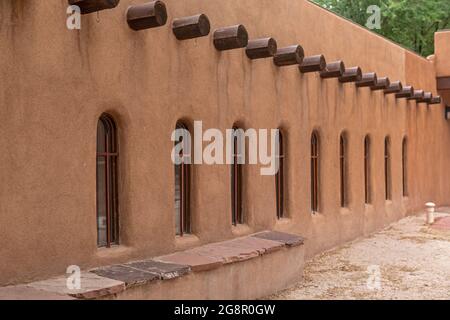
[402,137,408,197]
[385,136,392,200]
[364,135,371,204]
[96,114,119,248]
[175,122,191,236]
[275,129,285,219]
[311,131,320,213]
[340,133,348,208]
[231,126,243,225]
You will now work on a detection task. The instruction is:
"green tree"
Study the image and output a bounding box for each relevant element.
[312,0,450,57]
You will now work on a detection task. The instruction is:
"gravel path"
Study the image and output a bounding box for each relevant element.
[269,209,450,300]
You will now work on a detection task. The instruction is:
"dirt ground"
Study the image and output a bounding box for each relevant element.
[268,209,450,300]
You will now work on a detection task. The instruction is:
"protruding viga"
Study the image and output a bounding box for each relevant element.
[68,0,120,15]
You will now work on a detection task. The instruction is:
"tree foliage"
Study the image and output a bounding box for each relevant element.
[312,0,450,57]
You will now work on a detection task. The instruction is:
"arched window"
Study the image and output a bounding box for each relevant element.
[340,133,348,208]
[402,137,408,197]
[96,114,119,248]
[311,131,320,213]
[385,136,392,200]
[231,126,243,225]
[275,129,285,219]
[174,122,191,236]
[364,135,371,204]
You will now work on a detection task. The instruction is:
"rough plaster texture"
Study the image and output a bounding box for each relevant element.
[0,0,450,287]
[435,31,450,77]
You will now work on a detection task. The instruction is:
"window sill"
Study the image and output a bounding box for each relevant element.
[340,207,352,215]
[175,234,201,251]
[231,223,252,237]
[95,245,135,260]
[311,211,323,219]
[276,217,292,226]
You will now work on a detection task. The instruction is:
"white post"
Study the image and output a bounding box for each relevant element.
[425,202,436,225]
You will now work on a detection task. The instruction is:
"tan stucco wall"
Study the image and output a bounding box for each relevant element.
[0,0,449,287]
[435,30,450,77]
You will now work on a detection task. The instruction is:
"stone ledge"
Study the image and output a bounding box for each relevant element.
[8,272,126,300]
[157,251,222,272]
[0,285,76,300]
[0,231,304,300]
[91,264,160,288]
[252,231,305,247]
[124,260,191,280]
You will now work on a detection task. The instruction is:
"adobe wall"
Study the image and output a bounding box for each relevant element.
[0,0,449,286]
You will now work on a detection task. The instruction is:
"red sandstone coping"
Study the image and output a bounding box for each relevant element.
[0,285,76,300]
[185,236,285,265]
[0,231,303,300]
[252,231,305,247]
[157,251,223,272]
[7,272,126,300]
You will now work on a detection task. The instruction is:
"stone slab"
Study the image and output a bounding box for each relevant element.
[190,243,260,264]
[124,260,190,280]
[0,285,75,300]
[157,251,223,272]
[28,272,125,299]
[252,231,305,247]
[189,236,284,265]
[90,265,159,288]
[221,236,285,255]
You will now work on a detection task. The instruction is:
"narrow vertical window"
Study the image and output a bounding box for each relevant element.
[275,129,285,219]
[364,135,371,204]
[174,122,191,236]
[231,127,243,225]
[96,114,119,248]
[340,133,348,208]
[402,137,408,197]
[385,136,392,200]
[311,131,320,213]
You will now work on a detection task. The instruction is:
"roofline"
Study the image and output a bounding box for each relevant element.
[307,0,431,62]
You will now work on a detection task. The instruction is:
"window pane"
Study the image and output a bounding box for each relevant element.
[96,156,107,247]
[174,162,181,235]
[97,120,106,153]
[231,128,243,225]
[110,156,119,244]
[97,114,119,248]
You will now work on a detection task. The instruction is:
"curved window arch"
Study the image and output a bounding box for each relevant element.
[364,135,372,204]
[311,131,320,213]
[276,129,285,219]
[402,137,408,197]
[231,126,244,225]
[385,136,392,200]
[174,121,191,236]
[340,133,348,208]
[96,114,119,248]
